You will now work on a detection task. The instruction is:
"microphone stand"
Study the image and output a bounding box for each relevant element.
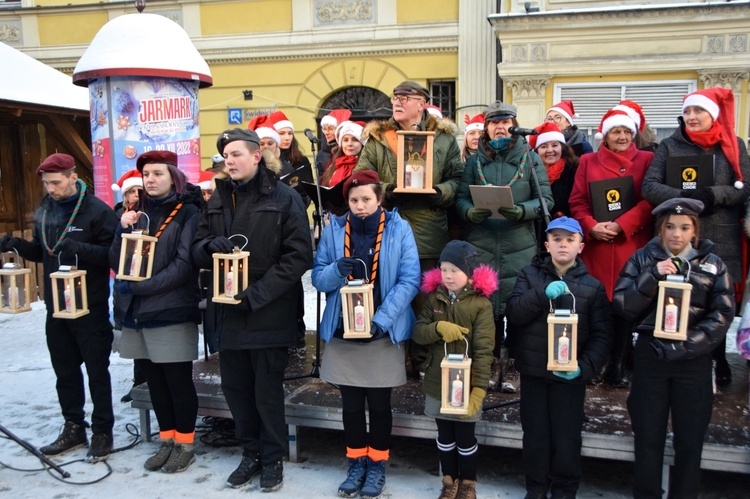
[0,424,70,478]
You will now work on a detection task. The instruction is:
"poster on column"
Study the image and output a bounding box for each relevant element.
[89,76,201,206]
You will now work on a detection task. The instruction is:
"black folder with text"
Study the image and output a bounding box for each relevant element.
[665,155,715,191]
[589,176,636,222]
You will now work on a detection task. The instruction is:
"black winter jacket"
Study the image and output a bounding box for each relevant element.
[613,237,734,361]
[506,254,612,382]
[13,183,117,318]
[109,184,202,327]
[191,160,313,350]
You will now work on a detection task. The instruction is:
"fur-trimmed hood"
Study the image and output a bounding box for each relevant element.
[420,264,499,298]
[262,148,283,175]
[362,113,458,143]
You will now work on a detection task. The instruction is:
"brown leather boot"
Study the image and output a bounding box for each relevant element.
[457,479,476,499]
[438,475,459,499]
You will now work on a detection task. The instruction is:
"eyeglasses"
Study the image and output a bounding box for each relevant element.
[545,114,565,123]
[391,95,424,105]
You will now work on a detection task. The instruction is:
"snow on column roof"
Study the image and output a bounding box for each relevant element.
[73,13,212,88]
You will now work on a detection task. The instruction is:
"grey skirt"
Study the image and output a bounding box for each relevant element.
[320,337,406,388]
[120,322,199,363]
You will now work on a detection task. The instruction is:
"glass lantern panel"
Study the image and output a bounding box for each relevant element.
[346,292,367,332]
[403,135,428,189]
[448,367,466,408]
[554,323,572,365]
[2,275,27,308]
[661,288,685,334]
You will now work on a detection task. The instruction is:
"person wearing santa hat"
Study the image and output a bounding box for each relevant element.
[316,108,352,177]
[197,169,216,203]
[642,87,750,386]
[0,153,118,462]
[612,99,659,153]
[248,114,282,158]
[461,113,484,163]
[321,120,364,185]
[545,100,593,157]
[111,150,204,473]
[112,169,143,217]
[569,108,655,388]
[528,122,579,218]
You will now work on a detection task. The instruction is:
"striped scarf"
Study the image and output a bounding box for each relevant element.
[343,208,386,283]
[41,179,86,256]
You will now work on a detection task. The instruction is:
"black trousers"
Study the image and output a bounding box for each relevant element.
[45,312,114,434]
[520,374,585,497]
[140,360,198,435]
[628,338,713,499]
[219,347,289,465]
[339,385,392,452]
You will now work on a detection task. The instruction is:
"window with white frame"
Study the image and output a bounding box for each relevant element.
[554,80,697,148]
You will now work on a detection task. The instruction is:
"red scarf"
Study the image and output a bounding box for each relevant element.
[685,125,740,180]
[329,155,359,187]
[546,158,565,184]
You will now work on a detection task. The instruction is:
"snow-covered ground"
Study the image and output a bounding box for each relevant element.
[0,271,746,498]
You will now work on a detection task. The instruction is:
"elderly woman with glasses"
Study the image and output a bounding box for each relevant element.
[545,100,593,158]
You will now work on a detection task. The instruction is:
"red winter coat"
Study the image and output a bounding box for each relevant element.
[569,143,654,300]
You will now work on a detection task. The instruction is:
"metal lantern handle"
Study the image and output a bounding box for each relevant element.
[549,290,576,314]
[129,212,151,234]
[443,335,470,360]
[671,257,692,282]
[353,258,369,284]
[1,248,21,267]
[228,234,249,251]
[56,252,79,270]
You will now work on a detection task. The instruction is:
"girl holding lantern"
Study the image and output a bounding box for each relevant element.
[613,197,734,499]
[312,169,420,499]
[110,150,202,474]
[412,240,497,499]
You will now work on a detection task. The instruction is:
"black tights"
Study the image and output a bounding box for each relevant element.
[339,385,392,452]
[140,359,198,435]
[436,418,478,480]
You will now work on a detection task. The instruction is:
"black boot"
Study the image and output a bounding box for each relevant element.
[40,421,88,456]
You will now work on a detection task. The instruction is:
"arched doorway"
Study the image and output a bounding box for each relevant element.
[314,86,391,139]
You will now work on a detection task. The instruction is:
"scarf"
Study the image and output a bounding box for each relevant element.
[685,125,740,181]
[329,155,359,187]
[343,207,386,284]
[546,158,566,184]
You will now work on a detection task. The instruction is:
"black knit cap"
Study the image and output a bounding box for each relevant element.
[216,128,260,154]
[439,240,479,276]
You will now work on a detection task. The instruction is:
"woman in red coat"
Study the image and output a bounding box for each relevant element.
[569,108,654,387]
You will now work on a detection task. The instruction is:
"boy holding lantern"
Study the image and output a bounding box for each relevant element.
[412,240,498,499]
[506,217,611,499]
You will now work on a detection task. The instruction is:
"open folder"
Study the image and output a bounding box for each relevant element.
[469,185,515,220]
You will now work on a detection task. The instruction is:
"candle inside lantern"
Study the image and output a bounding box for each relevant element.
[10,286,19,309]
[664,297,678,333]
[225,264,235,297]
[354,299,365,331]
[64,284,72,312]
[129,254,138,276]
[558,326,570,364]
[450,373,463,407]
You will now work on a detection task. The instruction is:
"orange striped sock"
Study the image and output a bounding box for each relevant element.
[159,429,176,441]
[346,446,368,459]
[174,431,195,445]
[368,448,389,462]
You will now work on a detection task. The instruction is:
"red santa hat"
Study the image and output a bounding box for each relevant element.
[335,120,365,146]
[321,108,351,128]
[463,113,485,134]
[111,169,143,193]
[682,87,742,189]
[248,114,281,145]
[528,122,566,151]
[595,109,637,141]
[613,99,647,132]
[198,170,216,191]
[269,110,294,132]
[546,100,579,126]
[425,104,443,119]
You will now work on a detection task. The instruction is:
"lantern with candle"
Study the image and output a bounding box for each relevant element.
[0,249,33,314]
[653,266,692,341]
[50,254,89,319]
[116,213,158,281]
[340,258,375,339]
[212,234,250,305]
[394,131,436,194]
[547,294,579,372]
[440,337,472,415]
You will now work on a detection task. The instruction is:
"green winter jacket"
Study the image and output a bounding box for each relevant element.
[412,266,497,400]
[456,137,554,315]
[355,114,464,259]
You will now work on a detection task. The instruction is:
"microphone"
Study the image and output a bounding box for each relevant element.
[303,128,318,144]
[508,126,539,136]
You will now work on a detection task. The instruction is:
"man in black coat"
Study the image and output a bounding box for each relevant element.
[191,129,313,492]
[0,153,117,462]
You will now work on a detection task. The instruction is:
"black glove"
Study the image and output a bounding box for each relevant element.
[57,237,81,256]
[371,322,388,340]
[649,338,685,361]
[0,235,11,252]
[384,184,398,204]
[233,292,251,311]
[685,187,715,211]
[429,186,442,206]
[336,257,358,277]
[207,236,234,254]
[115,281,132,295]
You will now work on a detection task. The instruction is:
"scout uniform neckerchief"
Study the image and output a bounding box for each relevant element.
[475,142,528,187]
[41,179,86,256]
[343,208,386,283]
